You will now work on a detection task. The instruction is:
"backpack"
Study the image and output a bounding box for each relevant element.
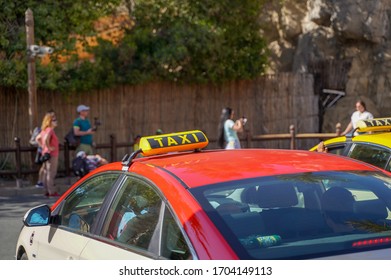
[72,156,89,177]
[65,127,80,147]
[29,127,41,146]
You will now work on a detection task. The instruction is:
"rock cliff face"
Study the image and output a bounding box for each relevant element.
[261,0,391,132]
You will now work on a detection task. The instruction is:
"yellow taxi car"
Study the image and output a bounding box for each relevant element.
[310,118,391,171]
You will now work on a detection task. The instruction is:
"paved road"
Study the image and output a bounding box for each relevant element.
[0,194,60,260]
[0,176,76,260]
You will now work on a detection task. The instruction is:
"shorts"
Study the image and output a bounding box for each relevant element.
[76,143,94,155]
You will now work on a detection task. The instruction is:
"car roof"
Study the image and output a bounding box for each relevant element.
[351,132,391,146]
[133,149,378,188]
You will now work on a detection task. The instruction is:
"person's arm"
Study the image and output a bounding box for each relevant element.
[35,132,43,147]
[316,141,328,153]
[341,122,352,136]
[232,118,244,133]
[44,129,55,152]
[73,126,93,136]
[92,154,108,165]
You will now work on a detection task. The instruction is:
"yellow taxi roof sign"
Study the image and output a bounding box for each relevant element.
[139,130,209,156]
[356,117,391,132]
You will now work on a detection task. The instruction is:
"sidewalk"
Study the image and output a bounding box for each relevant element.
[0,176,79,197]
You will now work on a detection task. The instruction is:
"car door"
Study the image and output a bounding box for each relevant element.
[35,173,120,259]
[79,175,193,259]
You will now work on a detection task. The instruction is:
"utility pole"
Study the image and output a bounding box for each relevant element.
[25,8,37,135]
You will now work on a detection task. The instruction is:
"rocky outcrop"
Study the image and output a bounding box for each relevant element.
[261,0,391,132]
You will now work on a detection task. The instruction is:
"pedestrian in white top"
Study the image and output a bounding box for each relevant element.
[217,107,245,149]
[341,100,374,136]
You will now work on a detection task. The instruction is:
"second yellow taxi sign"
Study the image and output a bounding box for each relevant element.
[356,117,391,132]
[139,130,209,156]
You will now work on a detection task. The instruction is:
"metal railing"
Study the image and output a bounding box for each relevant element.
[245,123,341,149]
[0,134,135,187]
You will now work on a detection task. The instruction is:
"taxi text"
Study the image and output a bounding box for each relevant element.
[146,132,207,149]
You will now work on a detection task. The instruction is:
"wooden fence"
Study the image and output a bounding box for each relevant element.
[1,73,322,184]
[0,73,317,151]
[0,123,341,187]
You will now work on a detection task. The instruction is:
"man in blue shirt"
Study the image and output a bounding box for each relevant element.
[73,104,95,155]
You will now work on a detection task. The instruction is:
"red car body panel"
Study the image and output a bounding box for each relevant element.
[138,149,376,188]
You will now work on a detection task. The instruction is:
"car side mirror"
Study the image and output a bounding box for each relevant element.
[23,204,51,226]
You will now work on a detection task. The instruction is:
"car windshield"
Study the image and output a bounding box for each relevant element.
[190,171,391,259]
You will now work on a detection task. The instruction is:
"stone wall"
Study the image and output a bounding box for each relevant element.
[261,0,391,132]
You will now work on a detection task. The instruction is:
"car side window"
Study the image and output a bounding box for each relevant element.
[103,177,162,250]
[349,144,391,170]
[326,144,346,155]
[161,206,192,260]
[102,177,192,259]
[59,173,119,233]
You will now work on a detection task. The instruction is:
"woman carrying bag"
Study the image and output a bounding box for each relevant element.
[36,113,60,197]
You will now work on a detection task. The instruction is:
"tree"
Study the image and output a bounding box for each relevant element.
[0,0,269,91]
[0,0,121,89]
[93,0,269,85]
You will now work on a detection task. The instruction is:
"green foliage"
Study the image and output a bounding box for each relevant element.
[0,0,121,90]
[92,0,269,85]
[0,0,269,92]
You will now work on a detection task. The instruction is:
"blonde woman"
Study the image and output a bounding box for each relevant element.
[36,113,60,197]
[35,109,56,189]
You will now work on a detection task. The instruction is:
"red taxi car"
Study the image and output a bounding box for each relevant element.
[16,130,391,259]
